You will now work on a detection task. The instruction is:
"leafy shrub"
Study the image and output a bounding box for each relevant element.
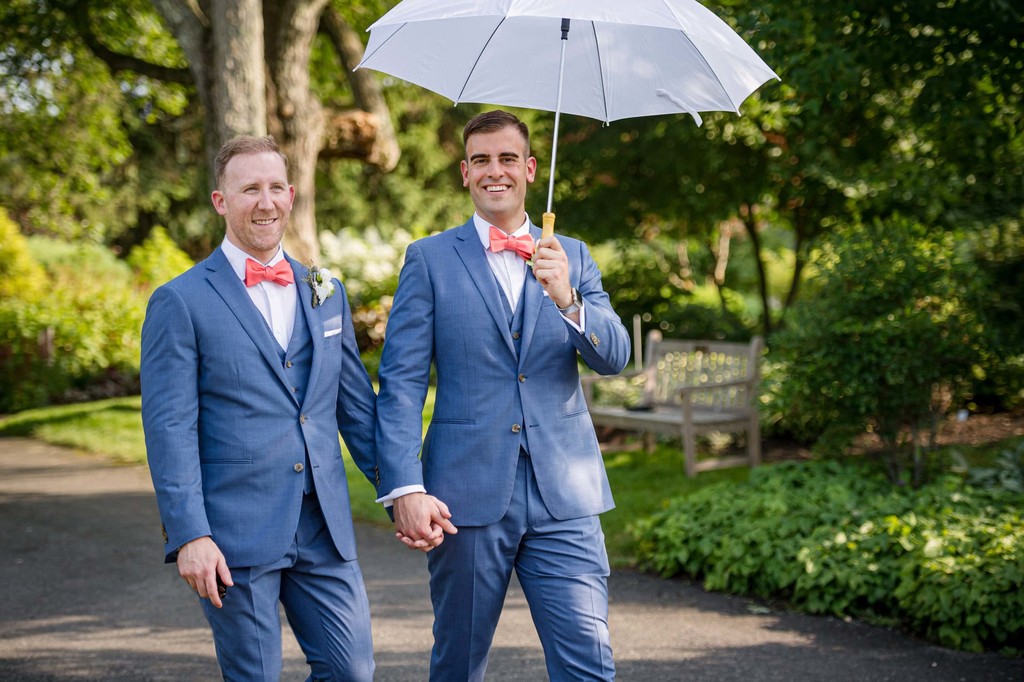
[0,208,45,302]
[765,218,983,485]
[126,226,194,290]
[596,237,752,342]
[0,228,190,413]
[632,458,1024,653]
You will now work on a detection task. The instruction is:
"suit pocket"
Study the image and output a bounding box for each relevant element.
[321,314,343,346]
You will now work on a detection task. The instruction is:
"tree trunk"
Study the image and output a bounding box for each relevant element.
[264,0,328,263]
[212,0,267,144]
[119,0,402,262]
[741,206,772,338]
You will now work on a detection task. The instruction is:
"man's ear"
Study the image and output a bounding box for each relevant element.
[211,190,227,215]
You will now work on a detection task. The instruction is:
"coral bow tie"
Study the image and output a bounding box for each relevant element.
[488,226,534,261]
[244,258,294,287]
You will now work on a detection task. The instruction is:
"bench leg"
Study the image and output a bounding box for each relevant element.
[643,432,655,453]
[682,424,697,478]
[747,414,762,468]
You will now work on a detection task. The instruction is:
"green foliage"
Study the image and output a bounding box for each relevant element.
[0,235,167,412]
[0,0,204,247]
[594,237,753,341]
[959,223,1024,410]
[765,218,983,483]
[0,207,45,301]
[126,226,194,289]
[965,439,1024,494]
[632,458,1024,653]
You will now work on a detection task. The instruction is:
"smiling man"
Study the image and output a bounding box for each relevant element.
[141,135,379,680]
[375,110,631,681]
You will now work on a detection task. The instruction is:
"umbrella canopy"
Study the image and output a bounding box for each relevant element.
[356,0,778,232]
[357,0,777,125]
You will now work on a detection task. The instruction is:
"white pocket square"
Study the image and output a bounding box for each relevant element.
[323,328,342,338]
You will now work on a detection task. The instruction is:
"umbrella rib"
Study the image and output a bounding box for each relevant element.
[358,23,408,67]
[590,21,610,124]
[455,17,507,104]
[678,29,738,112]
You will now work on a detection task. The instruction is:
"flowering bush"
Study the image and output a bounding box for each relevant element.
[320,226,414,354]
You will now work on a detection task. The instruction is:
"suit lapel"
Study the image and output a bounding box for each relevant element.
[291,257,323,411]
[452,220,517,358]
[518,222,545,369]
[205,248,292,391]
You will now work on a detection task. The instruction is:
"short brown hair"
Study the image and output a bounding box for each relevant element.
[462,110,530,158]
[214,135,289,188]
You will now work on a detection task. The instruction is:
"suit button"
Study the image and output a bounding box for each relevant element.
[590,333,600,346]
[512,332,520,339]
[286,360,293,368]
[518,373,526,383]
[511,424,521,433]
[294,463,304,473]
[299,415,307,424]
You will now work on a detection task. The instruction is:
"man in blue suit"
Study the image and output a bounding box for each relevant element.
[376,110,631,681]
[141,135,377,680]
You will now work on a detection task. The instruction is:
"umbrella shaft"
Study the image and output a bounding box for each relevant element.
[546,21,570,215]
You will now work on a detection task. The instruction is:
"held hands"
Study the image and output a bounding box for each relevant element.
[531,236,574,312]
[177,536,233,609]
[393,492,458,552]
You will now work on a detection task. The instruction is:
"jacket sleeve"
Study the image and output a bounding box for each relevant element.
[333,279,379,487]
[140,284,211,562]
[373,242,434,498]
[567,239,631,376]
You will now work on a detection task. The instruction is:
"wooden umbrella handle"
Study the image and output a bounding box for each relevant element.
[542,212,556,240]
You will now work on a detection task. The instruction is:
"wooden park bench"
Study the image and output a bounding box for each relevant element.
[582,331,764,477]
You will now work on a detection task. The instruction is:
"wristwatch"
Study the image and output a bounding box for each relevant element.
[556,288,582,315]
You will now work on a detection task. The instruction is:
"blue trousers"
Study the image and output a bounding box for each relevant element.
[427,454,615,681]
[200,492,374,681]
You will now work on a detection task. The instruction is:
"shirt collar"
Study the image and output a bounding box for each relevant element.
[473,213,531,250]
[220,238,285,282]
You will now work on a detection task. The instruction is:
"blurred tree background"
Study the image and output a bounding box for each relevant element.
[1,0,1022,458]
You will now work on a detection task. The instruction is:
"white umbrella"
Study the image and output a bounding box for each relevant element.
[356,0,778,237]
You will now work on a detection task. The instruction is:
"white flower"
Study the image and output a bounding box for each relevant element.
[303,264,337,308]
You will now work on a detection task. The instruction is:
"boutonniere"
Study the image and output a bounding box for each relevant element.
[302,263,336,308]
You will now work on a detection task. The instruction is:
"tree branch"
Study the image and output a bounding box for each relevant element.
[319,5,399,171]
[72,2,193,85]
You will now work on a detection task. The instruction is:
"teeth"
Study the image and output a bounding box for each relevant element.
[254,218,275,225]
[486,185,509,192]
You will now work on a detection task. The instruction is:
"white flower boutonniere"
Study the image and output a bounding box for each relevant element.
[303,263,336,308]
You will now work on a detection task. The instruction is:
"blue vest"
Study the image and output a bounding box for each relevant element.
[496,279,530,455]
[280,302,315,492]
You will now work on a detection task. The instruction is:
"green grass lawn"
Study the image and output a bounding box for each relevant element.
[0,392,739,564]
[0,396,147,464]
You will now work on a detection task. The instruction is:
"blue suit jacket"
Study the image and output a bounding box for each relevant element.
[141,248,377,566]
[376,219,630,526]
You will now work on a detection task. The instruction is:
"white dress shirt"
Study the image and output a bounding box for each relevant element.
[221,238,296,350]
[472,213,585,331]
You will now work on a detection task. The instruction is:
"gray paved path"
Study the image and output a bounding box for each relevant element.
[1,437,1021,681]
